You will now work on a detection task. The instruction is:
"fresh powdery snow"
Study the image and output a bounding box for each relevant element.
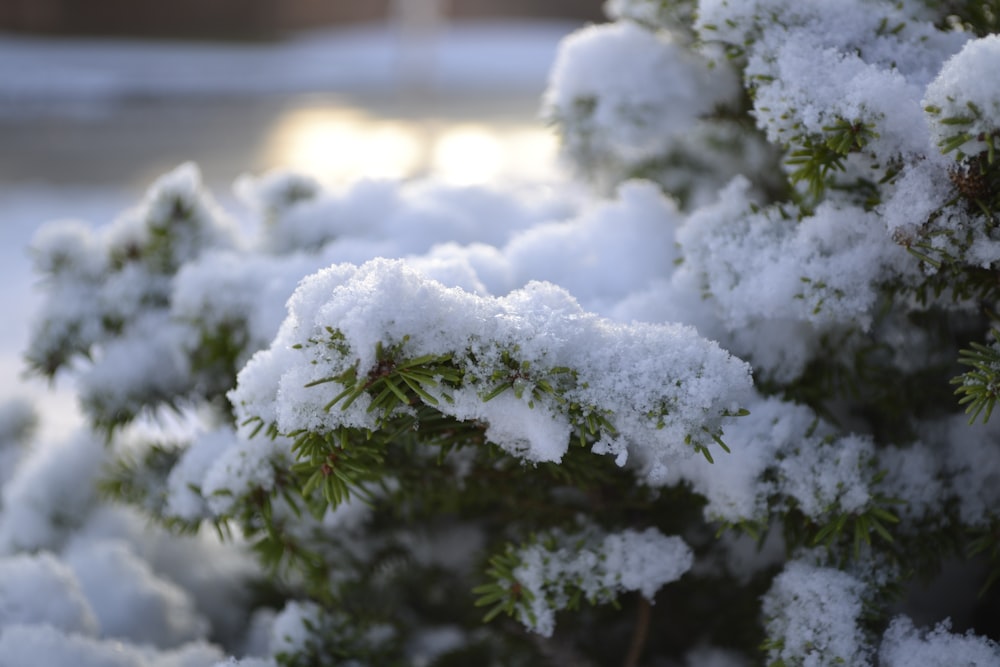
[879,617,1000,666]
[543,20,738,169]
[8,0,1000,664]
[230,257,753,472]
[762,559,872,667]
[511,527,693,637]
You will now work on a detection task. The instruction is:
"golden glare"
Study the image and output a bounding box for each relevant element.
[264,107,424,184]
[263,105,561,186]
[505,128,561,180]
[431,124,505,185]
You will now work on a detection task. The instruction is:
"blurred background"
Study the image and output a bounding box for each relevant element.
[0,1,603,39]
[0,0,603,187]
[0,0,603,440]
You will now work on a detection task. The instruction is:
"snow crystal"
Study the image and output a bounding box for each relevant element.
[696,0,967,239]
[924,35,1000,158]
[200,433,293,517]
[762,559,871,667]
[878,157,955,237]
[513,527,693,637]
[231,258,752,471]
[778,433,874,517]
[665,397,821,523]
[747,29,929,157]
[452,389,573,463]
[600,529,694,599]
[25,277,108,375]
[880,616,1000,667]
[664,393,882,526]
[682,178,910,333]
[698,0,964,86]
[414,241,512,296]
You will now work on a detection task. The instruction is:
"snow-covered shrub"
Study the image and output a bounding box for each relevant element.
[19,0,1000,664]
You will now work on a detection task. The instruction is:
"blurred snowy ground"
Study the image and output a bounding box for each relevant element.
[0,20,577,442]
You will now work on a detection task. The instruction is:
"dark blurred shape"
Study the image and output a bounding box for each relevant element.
[450,0,603,20]
[0,0,605,40]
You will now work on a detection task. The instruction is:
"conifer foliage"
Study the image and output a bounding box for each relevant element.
[11,0,1000,665]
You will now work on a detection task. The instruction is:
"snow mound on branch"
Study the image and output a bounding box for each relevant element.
[924,35,1000,156]
[0,552,99,635]
[0,433,104,554]
[513,527,693,637]
[231,258,752,474]
[762,560,872,667]
[880,617,1000,667]
[544,21,737,164]
[63,539,210,648]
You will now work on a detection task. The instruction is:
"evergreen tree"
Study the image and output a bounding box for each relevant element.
[17,0,1000,664]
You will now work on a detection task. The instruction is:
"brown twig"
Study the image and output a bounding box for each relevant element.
[623,595,652,667]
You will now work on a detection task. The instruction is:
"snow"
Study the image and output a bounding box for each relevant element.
[924,35,1000,157]
[230,257,752,469]
[762,560,871,667]
[0,432,104,554]
[0,21,578,117]
[0,18,601,667]
[543,21,738,165]
[880,617,1000,667]
[0,552,99,635]
[5,3,1000,664]
[511,527,693,637]
[267,601,323,657]
[0,624,225,667]
[0,400,34,488]
[62,539,210,647]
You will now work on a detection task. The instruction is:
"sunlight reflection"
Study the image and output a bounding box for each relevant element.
[431,124,505,185]
[264,107,424,183]
[264,104,560,186]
